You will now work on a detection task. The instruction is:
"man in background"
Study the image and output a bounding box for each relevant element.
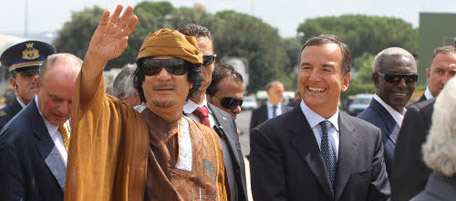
[249,81,291,132]
[393,45,456,201]
[416,45,456,102]
[357,47,418,180]
[0,40,56,129]
[0,53,82,201]
[207,63,244,119]
[179,23,247,201]
[112,64,141,107]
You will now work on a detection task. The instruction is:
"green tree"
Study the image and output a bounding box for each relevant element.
[53,6,104,61]
[211,11,289,93]
[297,15,418,60]
[342,52,376,101]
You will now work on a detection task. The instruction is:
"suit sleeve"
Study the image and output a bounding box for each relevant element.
[392,106,431,201]
[250,127,288,201]
[368,128,392,201]
[0,143,25,200]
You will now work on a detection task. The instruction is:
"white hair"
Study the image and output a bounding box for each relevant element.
[373,47,416,72]
[112,64,137,99]
[422,77,456,177]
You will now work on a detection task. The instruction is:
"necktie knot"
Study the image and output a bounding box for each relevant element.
[193,106,210,127]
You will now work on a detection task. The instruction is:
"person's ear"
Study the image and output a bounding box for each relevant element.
[9,77,16,89]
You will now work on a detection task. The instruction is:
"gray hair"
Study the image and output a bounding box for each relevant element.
[373,47,416,72]
[422,77,456,177]
[39,53,83,86]
[113,64,137,99]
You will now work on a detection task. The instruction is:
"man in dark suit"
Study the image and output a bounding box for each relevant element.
[178,24,247,201]
[410,77,456,201]
[357,47,418,180]
[415,45,456,103]
[0,53,82,200]
[250,34,390,201]
[392,46,456,201]
[0,40,56,130]
[249,81,292,132]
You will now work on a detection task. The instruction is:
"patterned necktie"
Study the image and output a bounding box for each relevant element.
[272,105,278,118]
[59,124,70,151]
[193,106,211,127]
[319,120,336,188]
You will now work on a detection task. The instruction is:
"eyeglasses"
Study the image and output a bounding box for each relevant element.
[376,72,418,85]
[216,97,243,110]
[203,54,216,66]
[140,58,188,76]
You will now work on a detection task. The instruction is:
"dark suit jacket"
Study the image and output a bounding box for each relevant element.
[0,99,65,201]
[0,98,23,130]
[250,105,391,201]
[411,172,456,201]
[357,99,398,180]
[208,103,247,201]
[392,99,435,201]
[249,103,292,132]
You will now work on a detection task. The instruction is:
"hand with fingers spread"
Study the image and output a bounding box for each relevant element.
[80,4,138,105]
[87,4,138,62]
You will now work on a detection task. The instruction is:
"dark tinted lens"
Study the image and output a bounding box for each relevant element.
[221,97,243,110]
[203,54,216,66]
[380,72,418,84]
[141,58,187,76]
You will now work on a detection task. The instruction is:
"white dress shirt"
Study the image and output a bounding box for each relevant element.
[267,101,283,119]
[424,87,434,100]
[373,94,405,127]
[300,101,340,160]
[183,95,216,128]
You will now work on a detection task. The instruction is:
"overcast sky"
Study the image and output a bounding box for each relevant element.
[1,0,456,38]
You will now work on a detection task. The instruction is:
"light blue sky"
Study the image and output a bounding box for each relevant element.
[1,0,456,38]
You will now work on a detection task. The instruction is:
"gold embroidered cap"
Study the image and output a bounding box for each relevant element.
[1,40,57,72]
[137,28,203,65]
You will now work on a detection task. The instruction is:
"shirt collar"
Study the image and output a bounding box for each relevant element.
[267,101,281,108]
[300,101,339,131]
[183,95,210,114]
[373,94,405,126]
[16,97,26,108]
[424,87,434,100]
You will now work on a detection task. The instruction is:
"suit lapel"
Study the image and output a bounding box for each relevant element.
[334,114,360,201]
[30,101,66,191]
[288,107,334,199]
[370,100,398,145]
[208,103,242,168]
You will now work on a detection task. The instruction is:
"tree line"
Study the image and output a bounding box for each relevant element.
[53,1,418,96]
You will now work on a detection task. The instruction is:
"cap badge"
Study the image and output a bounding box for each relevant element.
[22,43,40,60]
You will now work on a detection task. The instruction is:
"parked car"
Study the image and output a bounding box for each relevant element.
[347,94,374,116]
[242,96,258,110]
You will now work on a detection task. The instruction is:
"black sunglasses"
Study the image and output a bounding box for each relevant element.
[218,97,243,110]
[203,54,217,66]
[140,58,188,76]
[377,72,418,85]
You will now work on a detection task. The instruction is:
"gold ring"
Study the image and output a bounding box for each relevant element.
[109,22,117,26]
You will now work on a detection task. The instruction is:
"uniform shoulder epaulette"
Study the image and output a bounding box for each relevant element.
[0,110,7,117]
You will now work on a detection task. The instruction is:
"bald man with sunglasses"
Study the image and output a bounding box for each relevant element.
[178,24,248,201]
[357,47,418,181]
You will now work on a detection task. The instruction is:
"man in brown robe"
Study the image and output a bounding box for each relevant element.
[65,5,226,201]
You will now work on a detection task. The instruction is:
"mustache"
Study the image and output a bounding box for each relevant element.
[152,82,176,89]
